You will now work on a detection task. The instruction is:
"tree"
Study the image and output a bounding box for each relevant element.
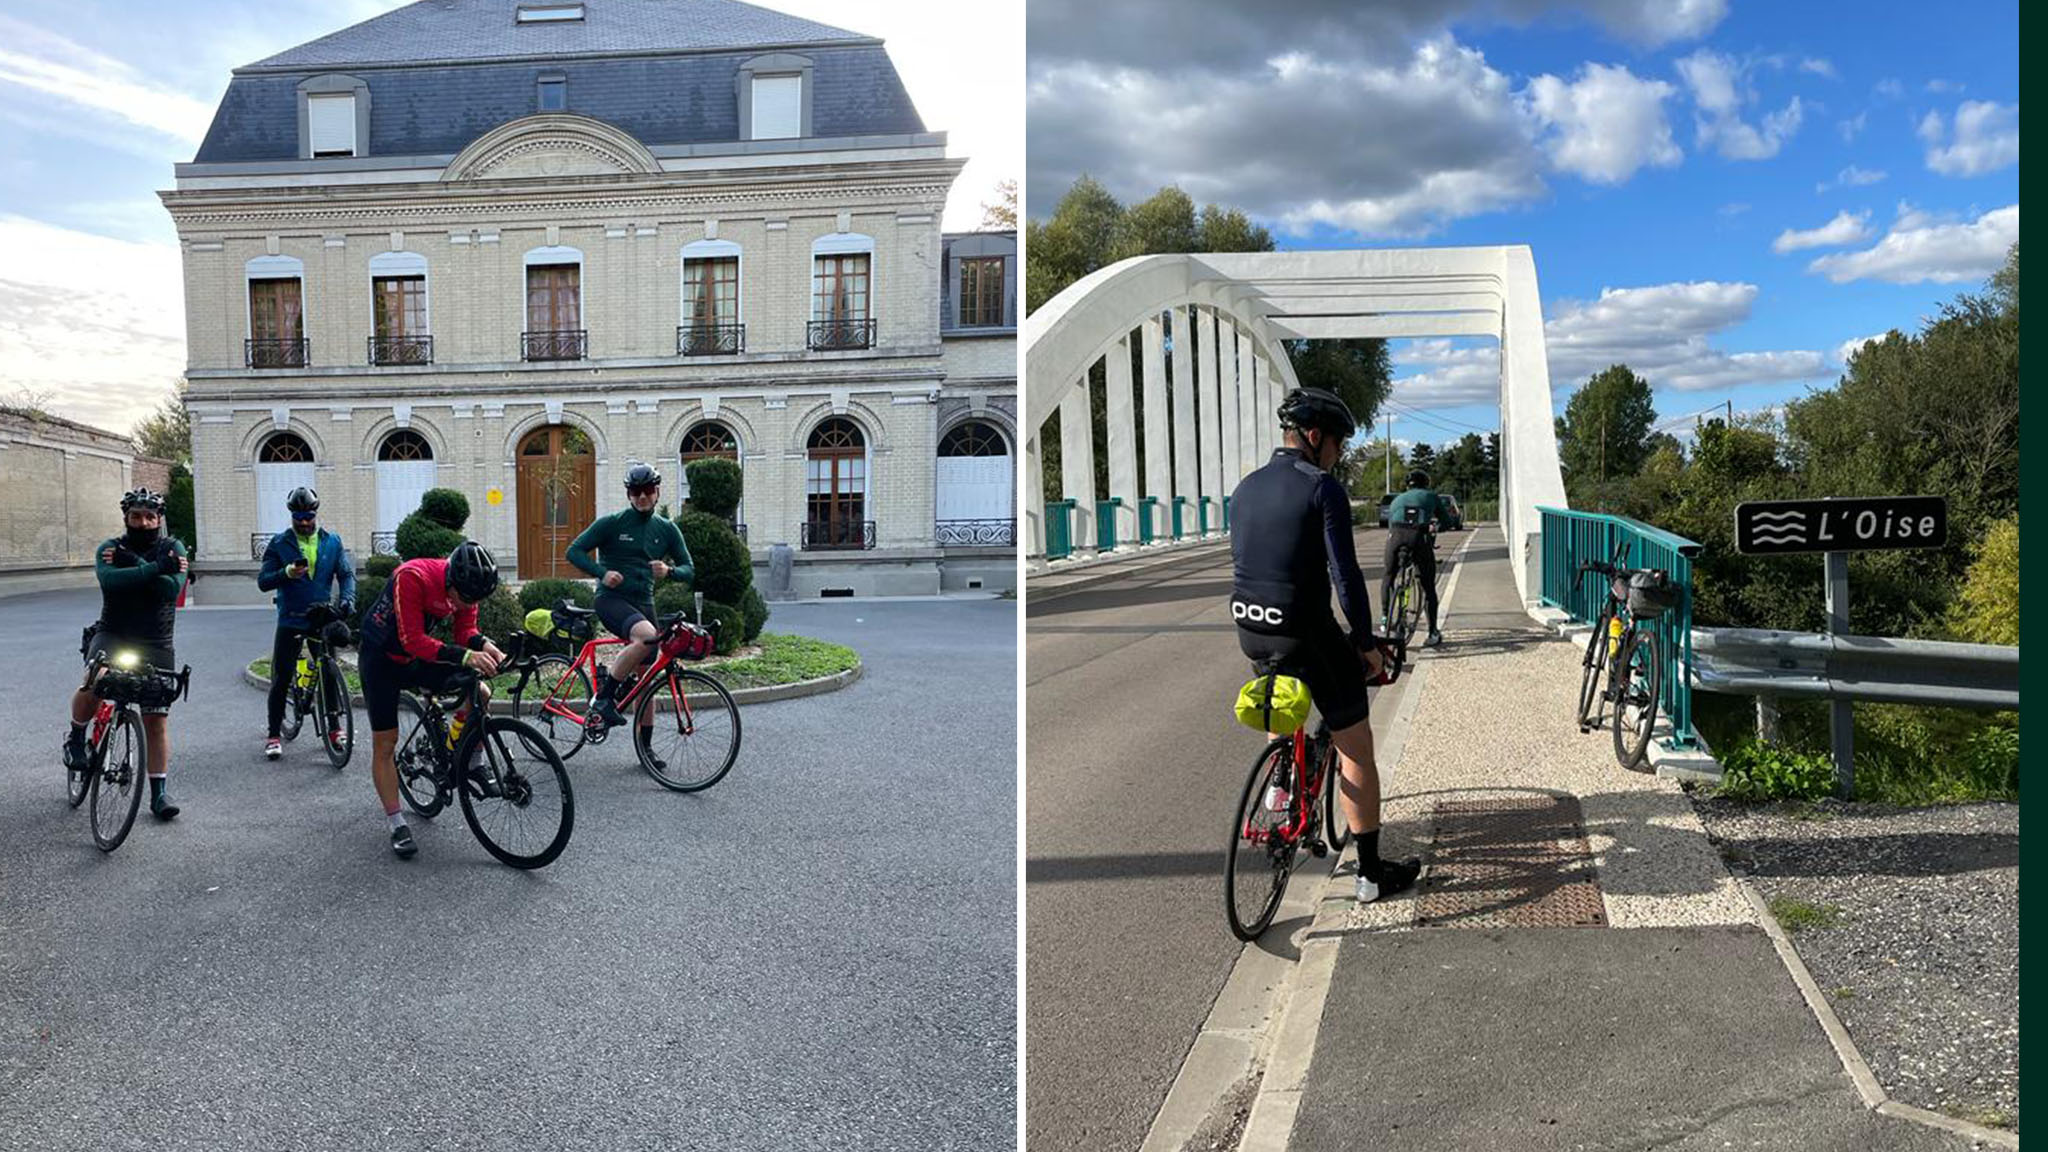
[1948,514,2017,646]
[979,179,1017,231]
[1112,186,1199,261]
[133,385,191,463]
[1555,364,1657,497]
[1285,339,1393,442]
[1407,442,1437,478]
[1196,204,1273,253]
[1025,175,1122,315]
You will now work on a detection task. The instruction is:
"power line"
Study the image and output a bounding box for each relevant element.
[1383,397,1494,431]
[1382,399,1493,438]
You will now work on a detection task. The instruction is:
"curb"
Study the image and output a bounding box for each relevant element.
[1736,878,2020,1150]
[242,658,863,711]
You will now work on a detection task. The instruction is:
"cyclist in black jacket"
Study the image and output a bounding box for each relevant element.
[64,488,188,820]
[1229,388,1421,903]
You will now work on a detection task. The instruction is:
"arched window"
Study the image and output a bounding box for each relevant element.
[258,432,313,463]
[935,421,1015,545]
[375,429,436,544]
[377,429,434,461]
[254,432,317,543]
[939,421,1007,457]
[681,420,739,461]
[804,418,869,550]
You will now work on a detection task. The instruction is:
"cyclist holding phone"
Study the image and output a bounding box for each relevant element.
[255,487,355,760]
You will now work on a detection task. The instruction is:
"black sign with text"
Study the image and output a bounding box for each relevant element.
[1735,496,1948,556]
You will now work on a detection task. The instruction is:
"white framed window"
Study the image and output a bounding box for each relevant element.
[308,93,357,157]
[517,4,584,22]
[751,75,802,140]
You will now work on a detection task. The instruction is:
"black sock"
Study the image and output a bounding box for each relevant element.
[69,721,85,737]
[1358,829,1382,878]
[149,777,166,802]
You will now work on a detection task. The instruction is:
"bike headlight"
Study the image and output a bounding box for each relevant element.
[114,650,140,670]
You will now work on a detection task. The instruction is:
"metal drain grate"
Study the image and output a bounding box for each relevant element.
[1415,795,1607,928]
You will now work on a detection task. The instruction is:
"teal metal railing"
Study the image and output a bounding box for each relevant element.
[1046,499,1077,561]
[1222,495,1232,531]
[1095,498,1123,552]
[1199,497,1213,535]
[1538,506,1702,748]
[1138,496,1159,545]
[1172,496,1189,540]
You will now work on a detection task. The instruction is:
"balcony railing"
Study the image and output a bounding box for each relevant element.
[368,335,434,366]
[250,533,268,560]
[246,338,309,369]
[522,329,587,362]
[807,318,876,352]
[677,323,745,357]
[370,532,398,556]
[801,519,876,551]
[935,519,1016,547]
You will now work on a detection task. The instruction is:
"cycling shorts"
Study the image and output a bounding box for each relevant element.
[1236,626,1371,732]
[594,591,655,641]
[83,631,176,717]
[360,650,468,732]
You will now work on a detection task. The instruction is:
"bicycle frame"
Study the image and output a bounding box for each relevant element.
[1241,727,1326,847]
[530,631,701,736]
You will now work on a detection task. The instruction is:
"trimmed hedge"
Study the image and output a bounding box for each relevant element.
[683,457,743,520]
[741,586,769,642]
[362,553,400,579]
[518,578,594,613]
[419,488,470,530]
[352,575,386,635]
[676,511,751,604]
[700,600,743,655]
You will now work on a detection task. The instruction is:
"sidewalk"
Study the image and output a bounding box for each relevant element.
[1272,526,1990,1152]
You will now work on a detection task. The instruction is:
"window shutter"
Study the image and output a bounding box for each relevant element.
[751,75,801,140]
[308,93,357,156]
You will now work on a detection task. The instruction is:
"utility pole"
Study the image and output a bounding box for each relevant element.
[1726,399,1734,426]
[1384,414,1395,494]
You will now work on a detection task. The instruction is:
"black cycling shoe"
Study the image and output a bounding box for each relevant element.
[149,790,181,821]
[591,695,626,728]
[1424,629,1444,648]
[391,824,417,858]
[63,731,89,772]
[1354,857,1422,903]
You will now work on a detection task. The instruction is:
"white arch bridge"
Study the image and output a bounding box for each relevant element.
[1023,245,1569,602]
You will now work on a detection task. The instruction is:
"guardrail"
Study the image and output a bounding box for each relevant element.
[1692,629,2019,711]
[1539,507,1702,748]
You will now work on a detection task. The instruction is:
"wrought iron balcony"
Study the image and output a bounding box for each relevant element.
[245,338,309,369]
[522,329,587,362]
[677,322,745,356]
[806,318,876,352]
[368,335,434,366]
[250,533,268,560]
[370,532,398,556]
[801,519,876,551]
[935,519,1016,547]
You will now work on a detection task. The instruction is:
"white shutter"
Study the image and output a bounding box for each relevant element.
[751,75,801,140]
[376,461,438,533]
[255,464,317,536]
[936,455,1013,522]
[308,94,357,156]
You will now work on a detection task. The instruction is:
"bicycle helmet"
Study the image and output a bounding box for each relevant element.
[120,488,166,514]
[286,486,320,514]
[445,540,499,601]
[622,463,662,491]
[1276,387,1358,442]
[1406,468,1430,489]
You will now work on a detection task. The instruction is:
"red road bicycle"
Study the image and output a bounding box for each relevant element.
[509,601,742,792]
[1225,709,1347,941]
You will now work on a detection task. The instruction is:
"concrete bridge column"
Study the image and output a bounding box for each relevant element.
[1170,306,1198,530]
[1024,426,1045,559]
[1235,327,1260,477]
[1198,307,1225,532]
[1251,352,1272,460]
[1059,378,1096,553]
[1217,317,1242,508]
[1140,314,1170,542]
[1105,331,1140,545]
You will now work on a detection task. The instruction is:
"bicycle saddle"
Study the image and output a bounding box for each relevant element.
[554,600,597,618]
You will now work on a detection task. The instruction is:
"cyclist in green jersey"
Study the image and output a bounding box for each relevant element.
[1382,468,1452,648]
[567,463,696,726]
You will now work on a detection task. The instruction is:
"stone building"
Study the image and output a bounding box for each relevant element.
[0,407,173,598]
[164,0,1017,600]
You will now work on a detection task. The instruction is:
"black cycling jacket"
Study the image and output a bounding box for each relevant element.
[1227,447,1376,644]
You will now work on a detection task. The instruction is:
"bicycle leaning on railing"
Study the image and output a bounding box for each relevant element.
[275,602,355,769]
[1573,540,1684,770]
[68,642,191,853]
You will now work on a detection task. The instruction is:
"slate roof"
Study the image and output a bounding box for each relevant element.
[245,0,872,70]
[192,0,926,164]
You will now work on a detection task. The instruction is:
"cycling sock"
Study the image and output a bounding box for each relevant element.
[388,810,408,830]
[1357,829,1382,877]
[149,776,167,802]
[69,721,85,737]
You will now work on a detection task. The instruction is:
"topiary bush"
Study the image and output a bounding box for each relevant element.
[395,516,463,561]
[684,458,743,521]
[352,575,386,636]
[472,586,523,646]
[363,553,400,579]
[676,510,752,604]
[418,487,470,531]
[653,580,696,624]
[519,577,594,613]
[167,463,196,553]
[740,585,769,642]
[700,600,744,655]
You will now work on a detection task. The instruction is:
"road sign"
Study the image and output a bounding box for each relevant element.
[1736,496,1946,556]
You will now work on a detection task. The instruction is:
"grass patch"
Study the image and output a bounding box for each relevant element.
[1695,693,2018,806]
[1951,1107,2015,1131]
[250,658,526,696]
[1832,986,1857,1000]
[1767,896,1844,934]
[710,633,859,690]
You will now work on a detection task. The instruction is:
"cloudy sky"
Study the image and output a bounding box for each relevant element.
[0,0,1021,434]
[1028,0,2019,450]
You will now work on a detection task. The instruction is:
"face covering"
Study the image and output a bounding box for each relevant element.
[124,524,163,552]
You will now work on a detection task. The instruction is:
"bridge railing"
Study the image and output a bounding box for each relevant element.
[1539,507,1702,748]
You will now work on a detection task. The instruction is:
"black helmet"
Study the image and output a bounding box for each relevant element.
[1406,468,1430,489]
[623,463,661,490]
[286,486,320,514]
[445,540,499,601]
[1276,387,1357,442]
[120,487,165,514]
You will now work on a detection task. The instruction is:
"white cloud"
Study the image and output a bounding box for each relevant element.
[1873,78,1904,100]
[0,214,184,433]
[1807,203,2019,284]
[1834,331,1894,365]
[1926,78,1964,94]
[1527,62,1681,183]
[1719,201,1751,217]
[0,16,214,145]
[1675,50,1804,159]
[1837,111,1867,142]
[1815,165,1886,193]
[1800,57,1837,79]
[1772,209,1872,253]
[1918,100,2020,176]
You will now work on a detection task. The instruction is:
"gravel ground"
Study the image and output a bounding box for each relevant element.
[1691,794,2020,1133]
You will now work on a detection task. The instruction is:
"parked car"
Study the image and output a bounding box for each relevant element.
[1440,494,1464,531]
[1375,492,1395,527]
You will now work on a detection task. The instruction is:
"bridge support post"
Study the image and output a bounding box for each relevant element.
[1198,308,1225,532]
[1141,314,1171,544]
[1170,306,1199,525]
[1023,427,1045,560]
[1235,327,1259,477]
[1218,318,1243,500]
[1106,331,1140,546]
[1059,379,1097,555]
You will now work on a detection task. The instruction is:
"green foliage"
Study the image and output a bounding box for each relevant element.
[1854,706,2019,804]
[676,510,753,604]
[362,553,399,578]
[1947,514,2018,646]
[713,633,859,690]
[133,387,191,464]
[1715,741,1839,802]
[518,578,594,613]
[472,586,523,646]
[165,463,196,552]
[417,488,470,531]
[1556,364,1658,495]
[740,585,770,642]
[699,600,744,655]
[351,576,386,635]
[1766,895,1844,933]
[1287,338,1395,466]
[653,579,695,622]
[683,457,744,520]
[395,516,464,561]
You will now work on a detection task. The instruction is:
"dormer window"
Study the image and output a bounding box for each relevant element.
[517,4,584,22]
[297,74,369,160]
[308,94,356,156]
[537,75,567,111]
[737,54,814,142]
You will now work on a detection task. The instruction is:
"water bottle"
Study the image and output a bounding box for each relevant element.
[1264,778,1291,813]
[296,656,315,689]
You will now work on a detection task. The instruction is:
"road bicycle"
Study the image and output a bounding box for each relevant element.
[509,600,742,793]
[1574,541,1682,769]
[275,601,354,769]
[392,632,573,869]
[1381,517,1438,672]
[1224,671,1348,941]
[69,646,190,853]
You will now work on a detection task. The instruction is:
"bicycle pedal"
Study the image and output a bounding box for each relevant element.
[1309,839,1329,859]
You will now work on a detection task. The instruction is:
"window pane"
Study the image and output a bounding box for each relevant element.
[538,79,566,111]
[308,94,356,156]
[751,75,801,139]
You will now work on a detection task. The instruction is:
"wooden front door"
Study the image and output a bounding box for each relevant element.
[515,425,596,580]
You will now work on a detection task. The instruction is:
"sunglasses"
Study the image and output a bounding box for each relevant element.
[628,485,659,497]
[292,512,317,521]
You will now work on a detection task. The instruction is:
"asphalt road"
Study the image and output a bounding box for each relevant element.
[1025,526,1466,1152]
[0,591,1015,1152]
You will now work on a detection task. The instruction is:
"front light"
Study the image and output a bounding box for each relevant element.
[114,650,140,670]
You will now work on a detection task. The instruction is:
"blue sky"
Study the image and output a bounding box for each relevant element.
[0,0,1020,433]
[1026,0,2019,453]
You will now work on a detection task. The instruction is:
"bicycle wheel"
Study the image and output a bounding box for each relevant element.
[319,658,354,770]
[1386,558,1415,668]
[632,668,742,792]
[1320,734,1350,855]
[66,717,95,808]
[458,717,574,869]
[394,694,447,818]
[512,654,592,761]
[1576,608,1613,732]
[1612,629,1663,770]
[278,675,306,742]
[1225,739,1298,941]
[1398,563,1424,642]
[88,710,145,852]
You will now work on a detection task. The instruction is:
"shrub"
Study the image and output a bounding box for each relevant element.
[418,487,471,531]
[1716,741,1837,802]
[653,580,696,623]
[676,510,752,604]
[700,600,744,655]
[472,586,523,647]
[684,458,743,521]
[395,516,464,561]
[519,577,594,613]
[1948,514,2017,646]
[740,585,769,642]
[166,463,196,553]
[362,553,400,579]
[351,575,386,635]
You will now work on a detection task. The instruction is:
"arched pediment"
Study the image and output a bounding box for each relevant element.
[442,114,661,182]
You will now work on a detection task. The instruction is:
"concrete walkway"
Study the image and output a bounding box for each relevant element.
[1270,526,1988,1152]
